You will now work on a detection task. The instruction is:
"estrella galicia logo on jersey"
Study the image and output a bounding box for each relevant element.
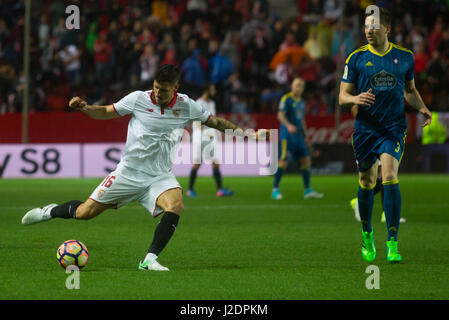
[370,70,397,91]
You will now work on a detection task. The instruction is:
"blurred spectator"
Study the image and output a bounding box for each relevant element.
[429,19,444,54]
[279,32,298,51]
[140,44,159,84]
[0,0,448,114]
[94,29,113,85]
[157,32,176,60]
[301,0,323,24]
[0,65,17,113]
[208,40,235,86]
[409,25,425,53]
[52,17,67,49]
[181,48,206,87]
[323,0,342,22]
[58,43,82,94]
[187,0,208,12]
[438,29,449,61]
[304,30,323,59]
[414,43,429,76]
[247,26,272,87]
[152,0,170,26]
[128,41,143,88]
[38,15,50,50]
[231,94,249,114]
[162,49,179,66]
[271,19,285,53]
[85,22,99,55]
[138,27,156,46]
[331,19,356,63]
[220,31,241,70]
[177,23,194,62]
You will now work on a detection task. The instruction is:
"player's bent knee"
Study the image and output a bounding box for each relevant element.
[165,200,184,215]
[359,177,376,189]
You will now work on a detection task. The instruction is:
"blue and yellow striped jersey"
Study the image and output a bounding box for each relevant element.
[342,42,415,132]
[278,92,305,139]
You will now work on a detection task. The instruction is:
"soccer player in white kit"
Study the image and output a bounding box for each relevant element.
[21,64,268,271]
[187,84,234,197]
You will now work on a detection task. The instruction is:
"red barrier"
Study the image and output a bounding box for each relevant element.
[0,112,416,143]
[0,112,131,143]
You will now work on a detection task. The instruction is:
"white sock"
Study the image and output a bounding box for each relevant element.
[144,253,158,263]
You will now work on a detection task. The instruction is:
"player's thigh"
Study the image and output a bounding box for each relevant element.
[379,153,399,182]
[89,167,149,212]
[298,143,311,167]
[156,188,184,215]
[76,198,115,220]
[358,160,379,188]
[298,156,311,167]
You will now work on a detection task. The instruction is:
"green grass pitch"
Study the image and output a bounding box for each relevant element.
[1,174,448,299]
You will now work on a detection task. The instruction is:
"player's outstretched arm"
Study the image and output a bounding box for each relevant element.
[204,115,269,140]
[404,79,432,127]
[69,97,120,120]
[339,82,375,107]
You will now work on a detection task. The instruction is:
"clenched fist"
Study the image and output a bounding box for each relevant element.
[69,97,87,110]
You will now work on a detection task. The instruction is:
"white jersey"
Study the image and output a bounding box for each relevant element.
[113,90,211,175]
[196,97,216,116]
[191,97,221,164]
[196,97,219,138]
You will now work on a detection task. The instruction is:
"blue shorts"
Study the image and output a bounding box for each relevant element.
[279,136,309,161]
[352,129,406,172]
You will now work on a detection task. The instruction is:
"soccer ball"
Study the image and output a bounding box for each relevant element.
[56,240,88,269]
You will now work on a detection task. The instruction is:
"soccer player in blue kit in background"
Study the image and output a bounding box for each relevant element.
[339,7,432,262]
[271,76,324,200]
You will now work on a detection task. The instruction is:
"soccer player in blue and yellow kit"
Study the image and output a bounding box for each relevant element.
[271,77,324,200]
[339,7,432,262]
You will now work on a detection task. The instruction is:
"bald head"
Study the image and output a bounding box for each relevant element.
[291,77,305,97]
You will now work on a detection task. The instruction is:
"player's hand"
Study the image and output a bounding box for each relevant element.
[305,135,312,147]
[287,124,297,134]
[420,107,432,127]
[69,97,87,110]
[354,88,375,106]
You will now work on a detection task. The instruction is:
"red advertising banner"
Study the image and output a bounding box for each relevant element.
[0,112,417,144]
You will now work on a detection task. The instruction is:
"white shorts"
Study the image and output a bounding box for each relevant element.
[89,164,181,217]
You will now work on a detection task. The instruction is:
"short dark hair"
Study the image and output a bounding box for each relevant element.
[365,7,391,27]
[202,82,214,93]
[154,64,181,84]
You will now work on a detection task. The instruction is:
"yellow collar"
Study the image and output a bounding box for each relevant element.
[368,42,392,57]
[289,93,302,102]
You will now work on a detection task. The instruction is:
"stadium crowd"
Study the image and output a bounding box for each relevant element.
[0,0,448,115]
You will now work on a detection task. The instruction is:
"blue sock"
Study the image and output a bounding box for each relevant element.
[358,185,374,233]
[383,181,401,241]
[301,168,311,189]
[273,167,284,189]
